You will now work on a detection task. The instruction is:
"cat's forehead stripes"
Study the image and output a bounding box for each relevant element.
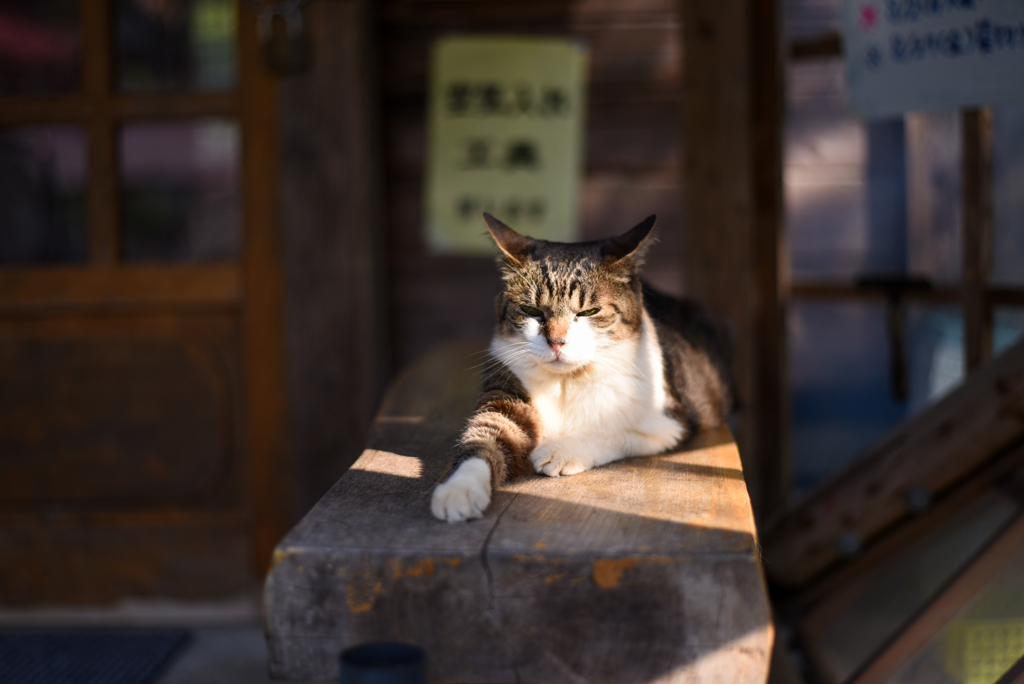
[525,258,598,307]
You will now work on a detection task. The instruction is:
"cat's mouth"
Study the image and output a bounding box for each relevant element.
[545,354,588,374]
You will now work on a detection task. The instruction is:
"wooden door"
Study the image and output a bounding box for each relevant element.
[0,0,287,604]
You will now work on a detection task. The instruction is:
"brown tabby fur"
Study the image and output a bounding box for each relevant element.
[444,214,735,490]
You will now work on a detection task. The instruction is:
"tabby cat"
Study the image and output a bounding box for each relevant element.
[431,213,734,522]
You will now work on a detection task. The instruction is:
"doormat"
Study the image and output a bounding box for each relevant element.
[0,628,190,684]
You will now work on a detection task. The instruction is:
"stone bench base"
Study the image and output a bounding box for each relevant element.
[264,340,773,683]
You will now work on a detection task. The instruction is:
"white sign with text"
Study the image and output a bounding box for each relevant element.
[425,37,588,255]
[844,0,1024,118]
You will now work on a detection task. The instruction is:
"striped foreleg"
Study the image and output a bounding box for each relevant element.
[431,368,540,522]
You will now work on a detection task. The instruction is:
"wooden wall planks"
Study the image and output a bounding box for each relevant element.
[378,0,686,368]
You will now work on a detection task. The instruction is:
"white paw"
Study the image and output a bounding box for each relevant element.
[431,458,491,522]
[530,438,596,477]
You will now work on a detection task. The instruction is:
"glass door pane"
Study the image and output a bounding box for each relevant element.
[119,118,240,262]
[0,125,88,264]
[0,0,82,96]
[994,308,1024,357]
[115,0,237,92]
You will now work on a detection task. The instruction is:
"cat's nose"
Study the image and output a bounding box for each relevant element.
[549,341,565,354]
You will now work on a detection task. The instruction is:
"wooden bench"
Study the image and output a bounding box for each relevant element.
[263,340,773,683]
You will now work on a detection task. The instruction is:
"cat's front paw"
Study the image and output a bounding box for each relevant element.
[431,457,491,522]
[530,438,596,477]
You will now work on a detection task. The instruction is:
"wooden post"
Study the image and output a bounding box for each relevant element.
[962,107,993,371]
[277,0,391,519]
[680,0,786,515]
[239,7,291,573]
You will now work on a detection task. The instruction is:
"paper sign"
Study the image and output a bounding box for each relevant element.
[425,37,588,254]
[844,0,1024,118]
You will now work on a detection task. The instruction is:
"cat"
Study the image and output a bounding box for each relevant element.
[431,213,734,522]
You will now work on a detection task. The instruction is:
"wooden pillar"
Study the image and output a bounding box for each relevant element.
[679,0,786,515]
[277,0,391,520]
[239,5,290,574]
[962,108,993,371]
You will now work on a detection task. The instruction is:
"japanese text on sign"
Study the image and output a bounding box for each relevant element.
[844,0,1024,117]
[425,37,588,254]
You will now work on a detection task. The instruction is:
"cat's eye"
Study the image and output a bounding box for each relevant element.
[520,305,544,319]
[577,308,600,317]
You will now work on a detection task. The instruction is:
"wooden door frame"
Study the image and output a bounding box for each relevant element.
[0,1,289,579]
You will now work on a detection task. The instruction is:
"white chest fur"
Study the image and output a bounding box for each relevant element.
[492,311,684,459]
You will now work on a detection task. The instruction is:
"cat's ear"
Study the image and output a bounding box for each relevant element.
[484,213,535,264]
[601,215,657,266]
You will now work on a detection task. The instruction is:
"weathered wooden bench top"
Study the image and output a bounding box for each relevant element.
[264,340,772,684]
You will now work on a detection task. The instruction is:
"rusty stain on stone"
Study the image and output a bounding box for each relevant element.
[544,573,567,584]
[405,558,435,577]
[347,581,383,613]
[514,554,551,563]
[534,539,547,550]
[272,548,292,566]
[592,558,639,589]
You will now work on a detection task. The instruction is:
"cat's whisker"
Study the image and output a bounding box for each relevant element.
[467,356,509,372]
[596,361,647,393]
[597,344,648,378]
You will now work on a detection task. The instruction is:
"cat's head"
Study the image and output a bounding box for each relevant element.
[485,213,656,375]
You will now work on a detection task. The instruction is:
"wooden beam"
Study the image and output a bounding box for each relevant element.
[789,32,842,60]
[791,283,1024,306]
[790,441,1024,683]
[762,337,1024,588]
[680,0,785,515]
[792,437,1024,614]
[0,265,242,312]
[0,93,238,126]
[790,282,959,302]
[990,288,1024,306]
